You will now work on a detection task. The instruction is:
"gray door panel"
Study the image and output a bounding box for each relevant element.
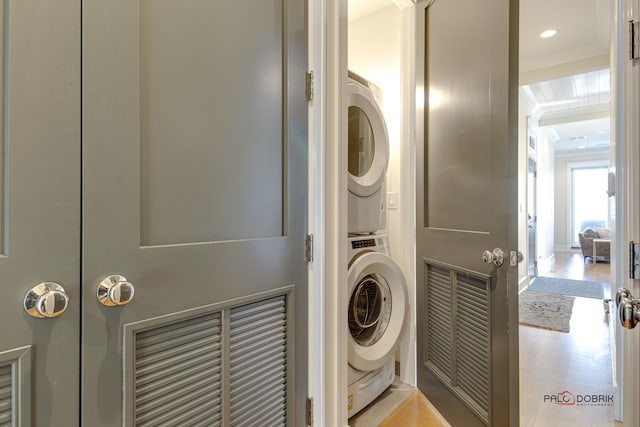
[0,1,80,426]
[82,0,307,425]
[416,0,519,426]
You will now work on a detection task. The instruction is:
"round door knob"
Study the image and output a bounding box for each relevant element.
[24,282,70,318]
[97,275,135,307]
[482,248,504,267]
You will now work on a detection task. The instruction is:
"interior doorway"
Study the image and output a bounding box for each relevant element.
[519,0,618,425]
[528,158,537,281]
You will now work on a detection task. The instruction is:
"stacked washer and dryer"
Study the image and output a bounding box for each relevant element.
[346,72,409,418]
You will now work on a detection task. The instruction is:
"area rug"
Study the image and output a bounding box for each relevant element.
[528,276,604,299]
[519,290,576,333]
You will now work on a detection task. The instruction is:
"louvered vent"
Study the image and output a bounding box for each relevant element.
[455,273,490,423]
[424,263,491,425]
[229,296,287,426]
[425,265,452,380]
[0,364,11,426]
[134,313,223,426]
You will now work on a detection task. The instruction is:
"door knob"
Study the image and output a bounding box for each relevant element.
[482,248,504,267]
[616,288,640,329]
[24,282,70,318]
[97,275,135,307]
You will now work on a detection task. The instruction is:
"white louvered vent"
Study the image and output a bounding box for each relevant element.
[425,265,452,380]
[424,263,491,425]
[134,313,223,427]
[229,296,287,427]
[455,273,490,423]
[0,364,11,426]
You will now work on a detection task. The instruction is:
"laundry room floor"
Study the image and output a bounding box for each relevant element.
[348,379,450,426]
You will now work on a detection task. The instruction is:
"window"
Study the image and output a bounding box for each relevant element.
[570,165,609,247]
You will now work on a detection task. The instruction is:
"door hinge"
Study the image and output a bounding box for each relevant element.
[306,397,314,426]
[305,234,314,263]
[629,20,639,63]
[306,71,314,101]
[629,242,640,279]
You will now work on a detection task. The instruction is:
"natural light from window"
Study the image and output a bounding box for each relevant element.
[571,166,609,247]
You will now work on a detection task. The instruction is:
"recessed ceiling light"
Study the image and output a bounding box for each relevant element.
[578,145,587,149]
[540,29,557,39]
[569,136,587,141]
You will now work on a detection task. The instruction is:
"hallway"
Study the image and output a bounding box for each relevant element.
[520,252,617,426]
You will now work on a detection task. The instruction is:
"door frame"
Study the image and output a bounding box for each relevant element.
[315,1,419,425]
[616,0,640,424]
[316,0,640,425]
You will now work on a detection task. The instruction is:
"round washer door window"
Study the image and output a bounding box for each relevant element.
[347,252,408,372]
[348,273,391,347]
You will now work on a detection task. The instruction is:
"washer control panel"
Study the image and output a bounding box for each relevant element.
[350,238,376,250]
[348,235,390,258]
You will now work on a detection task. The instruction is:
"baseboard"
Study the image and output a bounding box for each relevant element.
[537,253,556,274]
[518,276,528,294]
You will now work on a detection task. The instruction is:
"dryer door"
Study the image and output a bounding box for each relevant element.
[347,81,389,197]
[348,252,407,372]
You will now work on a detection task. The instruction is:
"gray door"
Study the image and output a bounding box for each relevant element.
[415,0,519,426]
[82,0,308,426]
[0,1,81,426]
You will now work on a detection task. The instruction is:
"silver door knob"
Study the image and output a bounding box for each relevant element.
[482,248,504,267]
[616,288,640,329]
[97,275,135,307]
[24,282,70,318]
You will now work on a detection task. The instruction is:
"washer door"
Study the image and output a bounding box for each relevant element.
[347,81,389,197]
[348,252,407,372]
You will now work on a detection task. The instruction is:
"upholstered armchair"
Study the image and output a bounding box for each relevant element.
[578,227,611,263]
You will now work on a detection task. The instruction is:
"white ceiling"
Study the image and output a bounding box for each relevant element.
[520,0,611,72]
[348,0,613,154]
[520,0,612,154]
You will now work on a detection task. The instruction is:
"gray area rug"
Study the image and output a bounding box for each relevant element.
[519,290,576,333]
[528,276,604,299]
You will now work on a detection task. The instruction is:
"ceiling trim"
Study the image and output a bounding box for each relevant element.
[539,106,610,127]
[519,53,610,85]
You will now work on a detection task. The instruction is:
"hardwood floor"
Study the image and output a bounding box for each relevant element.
[520,252,618,426]
[378,391,450,427]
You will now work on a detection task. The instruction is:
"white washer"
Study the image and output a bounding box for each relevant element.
[347,72,389,234]
[347,235,408,417]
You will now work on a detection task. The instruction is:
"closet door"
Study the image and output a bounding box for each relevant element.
[82,0,308,426]
[0,1,80,426]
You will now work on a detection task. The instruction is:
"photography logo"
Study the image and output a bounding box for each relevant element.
[543,390,613,407]
[544,390,576,406]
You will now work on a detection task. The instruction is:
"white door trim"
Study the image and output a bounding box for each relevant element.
[397,3,418,387]
[308,0,326,425]
[620,0,640,424]
[322,0,349,425]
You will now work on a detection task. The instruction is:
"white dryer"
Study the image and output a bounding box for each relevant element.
[347,235,408,417]
[347,72,389,234]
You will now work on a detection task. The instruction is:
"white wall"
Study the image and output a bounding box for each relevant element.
[553,150,610,251]
[536,130,556,272]
[518,91,555,287]
[517,94,534,289]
